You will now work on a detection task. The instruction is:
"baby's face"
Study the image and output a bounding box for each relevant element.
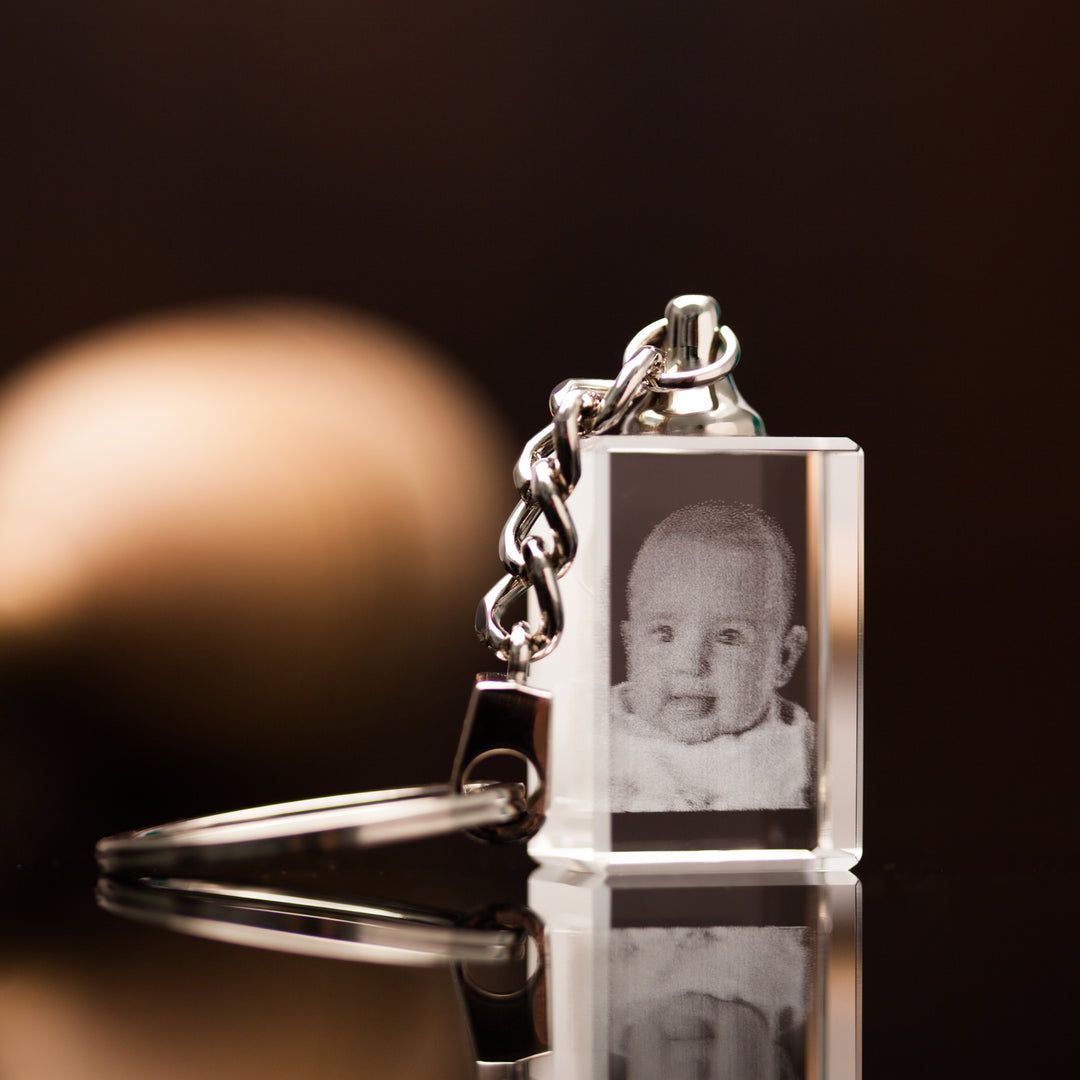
[620,993,776,1080]
[623,537,794,741]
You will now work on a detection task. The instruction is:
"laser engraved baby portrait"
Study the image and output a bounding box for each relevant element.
[611,501,812,813]
[608,924,808,1080]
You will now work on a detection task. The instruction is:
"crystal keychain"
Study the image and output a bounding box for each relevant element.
[521,296,863,869]
[97,295,862,873]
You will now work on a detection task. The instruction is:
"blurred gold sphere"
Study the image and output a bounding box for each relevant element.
[0,300,510,817]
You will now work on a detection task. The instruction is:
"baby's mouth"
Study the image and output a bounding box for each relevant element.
[665,693,717,717]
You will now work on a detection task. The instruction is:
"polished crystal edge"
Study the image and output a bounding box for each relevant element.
[529,436,863,869]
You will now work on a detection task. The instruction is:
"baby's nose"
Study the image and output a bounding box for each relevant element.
[673,629,712,675]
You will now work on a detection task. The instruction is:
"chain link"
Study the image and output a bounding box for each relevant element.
[476,344,665,671]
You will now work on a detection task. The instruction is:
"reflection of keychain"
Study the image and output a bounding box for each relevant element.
[95,863,860,1078]
[98,876,551,1074]
[97,295,862,871]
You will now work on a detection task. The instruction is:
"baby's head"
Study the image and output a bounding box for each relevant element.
[621,501,806,742]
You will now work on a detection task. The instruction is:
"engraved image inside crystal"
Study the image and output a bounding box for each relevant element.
[608,925,808,1079]
[608,452,815,851]
[613,502,810,812]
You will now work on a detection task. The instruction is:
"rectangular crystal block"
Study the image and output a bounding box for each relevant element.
[527,867,861,1080]
[529,436,862,870]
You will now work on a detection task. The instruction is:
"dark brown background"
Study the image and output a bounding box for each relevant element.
[1,3,1077,1075]
[7,0,1072,871]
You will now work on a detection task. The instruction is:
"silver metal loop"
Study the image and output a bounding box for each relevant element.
[512,424,554,495]
[622,316,667,365]
[498,465,575,579]
[478,558,560,661]
[505,623,532,682]
[530,458,576,570]
[96,784,525,874]
[548,377,612,421]
[521,537,563,657]
[550,390,584,492]
[593,345,665,433]
[621,305,741,390]
[653,324,740,390]
[97,877,524,967]
[499,498,541,578]
[477,573,528,657]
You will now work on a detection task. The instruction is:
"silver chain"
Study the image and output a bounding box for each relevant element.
[474,343,666,678]
[475,299,743,680]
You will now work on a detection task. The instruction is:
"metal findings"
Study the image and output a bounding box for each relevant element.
[655,294,740,389]
[455,904,549,1072]
[95,785,523,874]
[477,343,666,670]
[451,677,552,842]
[97,877,525,967]
[621,296,763,435]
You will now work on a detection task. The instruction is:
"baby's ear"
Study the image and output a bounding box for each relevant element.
[775,624,808,686]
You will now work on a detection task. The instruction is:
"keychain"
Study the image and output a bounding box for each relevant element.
[97,295,863,873]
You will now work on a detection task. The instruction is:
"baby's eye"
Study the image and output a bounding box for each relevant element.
[650,624,674,643]
[714,628,746,646]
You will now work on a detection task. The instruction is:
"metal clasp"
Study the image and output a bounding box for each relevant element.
[451,676,551,842]
[455,905,549,1076]
[620,294,765,435]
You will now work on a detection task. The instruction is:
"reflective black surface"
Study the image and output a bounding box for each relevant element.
[2,841,1074,1078]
